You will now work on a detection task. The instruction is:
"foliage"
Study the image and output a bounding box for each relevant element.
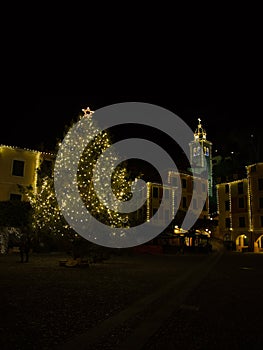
[0,200,32,228]
[18,110,133,252]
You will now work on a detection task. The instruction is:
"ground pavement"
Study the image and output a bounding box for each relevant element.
[0,246,263,350]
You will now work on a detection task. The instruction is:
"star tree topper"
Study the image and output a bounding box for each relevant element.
[82,107,95,117]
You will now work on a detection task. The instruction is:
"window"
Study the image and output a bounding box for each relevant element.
[258,178,263,191]
[12,160,25,177]
[10,193,22,201]
[239,217,245,227]
[225,218,231,228]
[225,184,229,193]
[238,197,245,208]
[204,146,209,156]
[202,183,207,192]
[260,198,263,209]
[182,178,187,188]
[152,187,159,198]
[193,145,201,156]
[225,200,230,211]
[182,197,187,208]
[238,182,244,194]
[261,216,263,227]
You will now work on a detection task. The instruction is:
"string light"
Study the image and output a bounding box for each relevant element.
[21,108,132,239]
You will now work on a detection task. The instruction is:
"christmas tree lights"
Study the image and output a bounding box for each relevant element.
[21,107,132,243]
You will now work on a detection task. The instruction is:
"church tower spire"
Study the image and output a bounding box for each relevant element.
[195,118,207,140]
[189,118,213,207]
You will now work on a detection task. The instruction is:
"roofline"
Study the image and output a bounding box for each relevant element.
[0,144,54,156]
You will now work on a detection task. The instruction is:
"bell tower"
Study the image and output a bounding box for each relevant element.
[189,118,213,199]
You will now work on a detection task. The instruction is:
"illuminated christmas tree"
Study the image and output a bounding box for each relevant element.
[21,107,132,249]
[76,107,131,228]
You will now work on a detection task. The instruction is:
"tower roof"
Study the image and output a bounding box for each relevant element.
[194,118,206,140]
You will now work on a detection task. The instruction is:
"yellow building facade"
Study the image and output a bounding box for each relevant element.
[0,144,54,253]
[145,170,209,230]
[247,163,263,252]
[0,145,53,202]
[216,162,263,252]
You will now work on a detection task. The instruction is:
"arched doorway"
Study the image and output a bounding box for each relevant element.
[235,234,249,252]
[254,235,263,253]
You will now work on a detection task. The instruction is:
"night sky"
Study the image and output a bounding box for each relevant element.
[1,2,261,163]
[1,82,261,164]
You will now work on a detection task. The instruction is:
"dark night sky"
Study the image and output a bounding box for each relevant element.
[1,2,262,163]
[1,63,261,165]
[1,89,261,157]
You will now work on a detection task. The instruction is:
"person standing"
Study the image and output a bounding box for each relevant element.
[19,233,31,263]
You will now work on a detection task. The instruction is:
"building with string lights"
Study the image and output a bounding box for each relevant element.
[143,170,209,229]
[9,117,263,252]
[2,116,262,253]
[0,145,54,253]
[216,162,263,252]
[0,145,54,202]
[0,119,213,253]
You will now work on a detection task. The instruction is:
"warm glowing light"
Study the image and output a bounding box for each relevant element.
[81,107,94,117]
[19,107,132,239]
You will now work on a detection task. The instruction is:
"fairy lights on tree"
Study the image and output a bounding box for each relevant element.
[21,106,132,243]
[74,107,132,229]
